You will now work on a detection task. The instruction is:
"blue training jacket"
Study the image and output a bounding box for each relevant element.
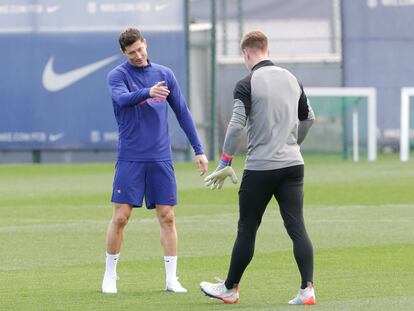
[107,60,204,161]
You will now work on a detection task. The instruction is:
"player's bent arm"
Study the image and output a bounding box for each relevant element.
[298,106,315,145]
[297,85,315,145]
[298,118,314,145]
[107,70,150,107]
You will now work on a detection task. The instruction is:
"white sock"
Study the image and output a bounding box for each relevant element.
[164,256,177,284]
[105,252,120,277]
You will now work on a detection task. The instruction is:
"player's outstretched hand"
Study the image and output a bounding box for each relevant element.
[204,166,238,190]
[150,81,170,98]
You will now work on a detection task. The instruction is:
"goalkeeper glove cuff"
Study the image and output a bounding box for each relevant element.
[220,152,233,167]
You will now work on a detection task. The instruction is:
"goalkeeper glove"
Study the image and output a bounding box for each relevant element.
[204,152,238,190]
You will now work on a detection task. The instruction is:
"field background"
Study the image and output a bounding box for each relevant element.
[1,154,414,310]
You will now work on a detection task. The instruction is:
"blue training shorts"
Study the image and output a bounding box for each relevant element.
[111,160,177,209]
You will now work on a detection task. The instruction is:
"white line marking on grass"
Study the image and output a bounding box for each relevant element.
[308,204,414,209]
[1,204,412,233]
[308,219,411,223]
[0,214,239,233]
[0,220,108,233]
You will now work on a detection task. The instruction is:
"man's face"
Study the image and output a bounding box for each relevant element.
[123,39,148,67]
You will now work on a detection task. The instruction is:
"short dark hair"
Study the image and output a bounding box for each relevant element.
[118,28,145,52]
[240,30,268,52]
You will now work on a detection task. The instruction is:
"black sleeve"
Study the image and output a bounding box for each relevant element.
[233,75,252,117]
[297,81,310,121]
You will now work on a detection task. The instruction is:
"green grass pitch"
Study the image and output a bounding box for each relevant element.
[1,154,413,310]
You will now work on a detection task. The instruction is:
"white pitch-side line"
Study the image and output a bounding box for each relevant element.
[1,205,413,233]
[0,214,239,233]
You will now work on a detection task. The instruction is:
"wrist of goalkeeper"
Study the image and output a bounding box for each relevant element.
[217,152,233,171]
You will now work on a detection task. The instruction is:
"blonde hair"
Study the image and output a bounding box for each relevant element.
[240,30,268,52]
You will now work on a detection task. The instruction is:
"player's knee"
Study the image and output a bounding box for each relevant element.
[112,213,129,227]
[284,221,306,240]
[111,204,131,227]
[158,210,175,227]
[237,221,259,239]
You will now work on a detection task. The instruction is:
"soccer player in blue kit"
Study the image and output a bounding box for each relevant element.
[102,28,208,294]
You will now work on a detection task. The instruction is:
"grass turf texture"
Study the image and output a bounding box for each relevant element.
[0,154,413,310]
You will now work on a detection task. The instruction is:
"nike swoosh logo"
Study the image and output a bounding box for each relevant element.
[46,5,60,14]
[42,55,119,92]
[154,3,168,11]
[49,133,64,142]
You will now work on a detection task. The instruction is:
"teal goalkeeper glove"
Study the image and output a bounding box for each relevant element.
[204,152,238,190]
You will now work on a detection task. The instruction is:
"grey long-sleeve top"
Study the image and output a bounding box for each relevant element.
[222,60,315,170]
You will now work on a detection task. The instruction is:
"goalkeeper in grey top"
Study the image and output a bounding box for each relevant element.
[200,31,316,305]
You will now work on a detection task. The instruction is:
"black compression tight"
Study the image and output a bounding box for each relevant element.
[225,165,313,289]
